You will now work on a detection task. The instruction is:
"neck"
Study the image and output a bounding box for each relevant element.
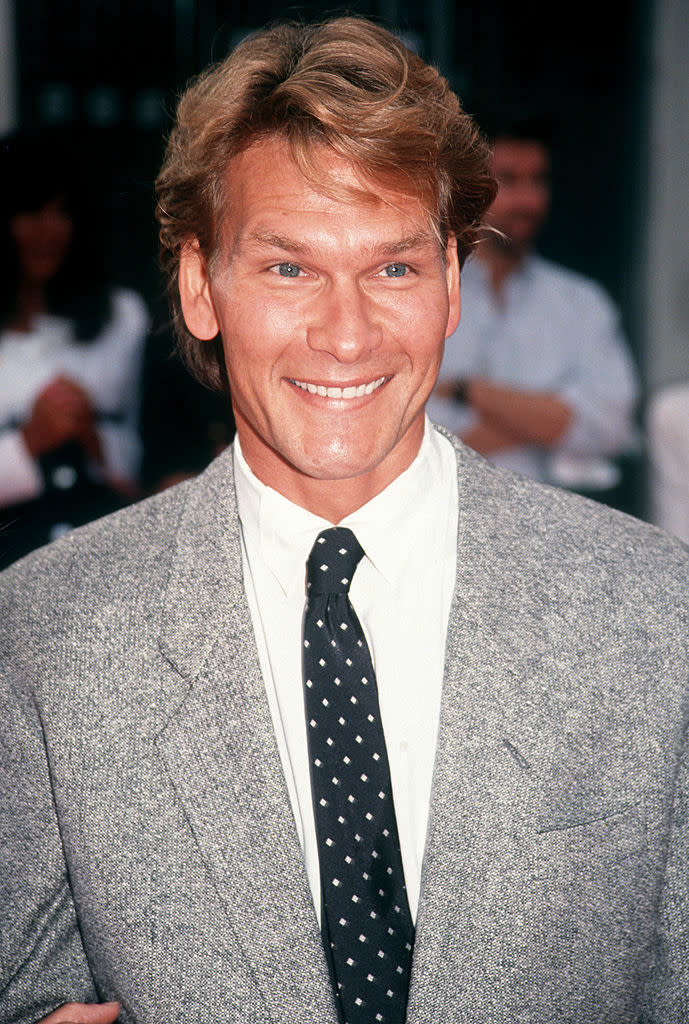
[282,475,394,525]
[237,419,425,524]
[9,279,47,332]
[477,239,528,300]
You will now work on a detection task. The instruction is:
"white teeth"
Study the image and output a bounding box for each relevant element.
[291,376,386,399]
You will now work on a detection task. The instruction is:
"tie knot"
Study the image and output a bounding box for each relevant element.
[306,527,365,595]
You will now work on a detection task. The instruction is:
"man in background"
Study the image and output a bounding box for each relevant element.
[429,112,639,502]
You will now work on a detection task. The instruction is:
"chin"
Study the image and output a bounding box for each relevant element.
[298,454,378,483]
[292,438,384,482]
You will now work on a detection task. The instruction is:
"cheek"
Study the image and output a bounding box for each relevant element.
[221,338,261,398]
[403,300,451,369]
[259,296,309,345]
[218,283,305,358]
[422,343,445,382]
[10,222,36,257]
[219,325,285,416]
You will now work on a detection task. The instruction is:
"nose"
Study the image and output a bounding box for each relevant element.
[306,279,383,363]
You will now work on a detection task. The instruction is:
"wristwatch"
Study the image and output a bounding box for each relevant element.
[453,379,470,404]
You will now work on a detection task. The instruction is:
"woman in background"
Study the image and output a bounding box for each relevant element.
[0,133,149,567]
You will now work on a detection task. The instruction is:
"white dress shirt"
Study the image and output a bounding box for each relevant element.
[427,254,639,487]
[233,418,459,922]
[0,288,149,505]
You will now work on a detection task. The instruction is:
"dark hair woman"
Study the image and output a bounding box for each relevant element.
[0,133,149,567]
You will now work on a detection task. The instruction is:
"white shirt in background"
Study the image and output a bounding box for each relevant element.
[0,288,149,505]
[427,254,639,488]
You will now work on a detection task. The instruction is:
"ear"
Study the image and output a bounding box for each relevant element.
[178,240,220,340]
[444,234,461,338]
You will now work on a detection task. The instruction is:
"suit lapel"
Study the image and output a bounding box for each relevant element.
[407,437,549,1021]
[154,454,336,1024]
[407,598,536,1021]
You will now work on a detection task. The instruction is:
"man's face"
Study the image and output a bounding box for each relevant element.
[487,139,551,252]
[180,137,459,516]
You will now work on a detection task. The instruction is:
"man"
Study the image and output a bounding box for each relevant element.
[428,113,640,497]
[1,18,688,1024]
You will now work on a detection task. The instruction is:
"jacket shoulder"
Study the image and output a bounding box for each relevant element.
[440,427,689,614]
[0,453,238,652]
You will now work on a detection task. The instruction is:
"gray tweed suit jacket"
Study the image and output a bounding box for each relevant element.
[1,429,688,1024]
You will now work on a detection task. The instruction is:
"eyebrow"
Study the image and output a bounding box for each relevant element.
[244,228,439,259]
[246,230,311,256]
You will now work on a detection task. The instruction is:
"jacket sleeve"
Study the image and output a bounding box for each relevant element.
[0,579,97,1022]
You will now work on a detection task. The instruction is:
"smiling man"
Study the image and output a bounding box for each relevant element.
[1,17,689,1024]
[178,138,460,522]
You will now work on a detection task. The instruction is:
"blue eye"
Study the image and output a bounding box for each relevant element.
[383,263,407,278]
[275,262,302,277]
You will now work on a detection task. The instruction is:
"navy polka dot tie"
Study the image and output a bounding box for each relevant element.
[303,527,414,1024]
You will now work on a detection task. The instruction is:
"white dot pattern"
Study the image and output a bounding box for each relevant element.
[303,527,414,1024]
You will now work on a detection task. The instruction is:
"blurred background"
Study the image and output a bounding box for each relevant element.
[0,0,687,559]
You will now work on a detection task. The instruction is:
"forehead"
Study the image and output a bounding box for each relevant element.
[218,137,437,246]
[491,139,550,176]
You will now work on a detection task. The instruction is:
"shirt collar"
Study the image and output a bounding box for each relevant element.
[233,439,328,599]
[233,417,445,598]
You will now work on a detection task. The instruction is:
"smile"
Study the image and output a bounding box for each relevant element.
[288,376,386,399]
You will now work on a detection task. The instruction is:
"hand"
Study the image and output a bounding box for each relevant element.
[40,1001,120,1024]
[461,417,519,455]
[466,378,573,447]
[22,376,103,463]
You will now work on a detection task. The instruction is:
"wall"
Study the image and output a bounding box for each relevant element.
[643,0,689,389]
[0,0,16,136]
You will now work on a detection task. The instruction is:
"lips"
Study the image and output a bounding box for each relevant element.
[288,376,386,399]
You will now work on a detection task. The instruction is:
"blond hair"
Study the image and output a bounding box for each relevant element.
[156,16,496,390]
